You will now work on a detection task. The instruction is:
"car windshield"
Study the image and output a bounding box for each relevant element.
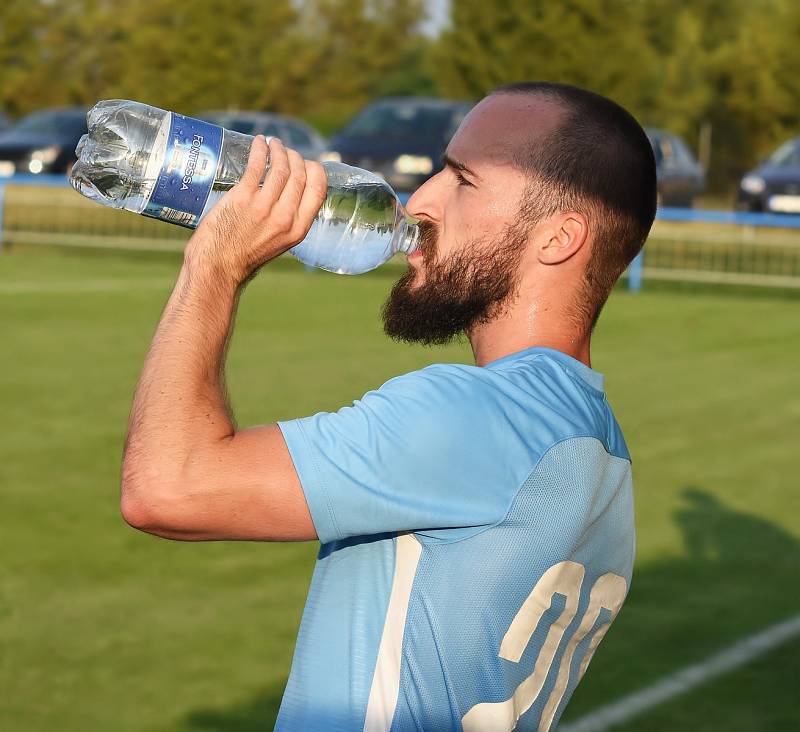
[14,111,86,137]
[344,104,454,139]
[203,115,259,136]
[768,140,800,167]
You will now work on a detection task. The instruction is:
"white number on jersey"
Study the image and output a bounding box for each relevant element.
[462,561,627,732]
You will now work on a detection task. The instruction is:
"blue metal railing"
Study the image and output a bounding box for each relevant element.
[0,174,72,251]
[656,206,800,229]
[0,173,72,188]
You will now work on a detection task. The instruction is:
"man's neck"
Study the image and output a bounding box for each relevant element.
[468,307,592,368]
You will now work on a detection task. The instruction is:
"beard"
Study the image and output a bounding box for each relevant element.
[382,219,527,345]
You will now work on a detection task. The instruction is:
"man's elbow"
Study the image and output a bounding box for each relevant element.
[120,470,188,538]
[120,479,166,534]
[120,484,154,532]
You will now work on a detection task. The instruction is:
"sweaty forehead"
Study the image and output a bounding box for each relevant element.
[447,93,566,169]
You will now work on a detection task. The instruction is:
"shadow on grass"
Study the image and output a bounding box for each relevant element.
[184,488,800,730]
[564,486,800,721]
[184,678,285,732]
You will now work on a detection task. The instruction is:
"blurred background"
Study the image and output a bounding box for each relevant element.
[3,0,800,200]
[1,1,798,730]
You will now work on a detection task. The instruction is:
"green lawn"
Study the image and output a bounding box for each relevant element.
[1,246,798,731]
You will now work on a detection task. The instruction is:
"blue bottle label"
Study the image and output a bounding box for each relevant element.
[143,113,223,228]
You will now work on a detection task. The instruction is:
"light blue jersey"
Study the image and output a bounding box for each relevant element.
[276,346,635,732]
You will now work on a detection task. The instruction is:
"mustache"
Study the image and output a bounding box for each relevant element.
[416,220,439,261]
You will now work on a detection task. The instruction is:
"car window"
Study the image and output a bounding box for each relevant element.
[15,110,86,137]
[649,136,663,165]
[260,121,283,138]
[768,140,800,167]
[445,106,470,141]
[344,103,456,139]
[670,136,697,166]
[226,118,259,136]
[285,122,312,148]
[200,114,258,136]
[650,136,673,166]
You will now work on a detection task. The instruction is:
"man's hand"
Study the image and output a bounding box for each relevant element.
[184,135,327,287]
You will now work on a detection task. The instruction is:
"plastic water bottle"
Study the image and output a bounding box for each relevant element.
[69,100,419,274]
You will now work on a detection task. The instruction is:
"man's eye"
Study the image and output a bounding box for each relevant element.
[455,171,473,187]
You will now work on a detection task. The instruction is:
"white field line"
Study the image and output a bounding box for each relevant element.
[0,278,173,295]
[559,614,800,732]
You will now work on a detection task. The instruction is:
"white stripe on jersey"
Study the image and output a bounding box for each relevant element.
[363,533,423,732]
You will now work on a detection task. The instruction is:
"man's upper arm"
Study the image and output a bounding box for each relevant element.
[121,423,317,542]
[124,365,528,544]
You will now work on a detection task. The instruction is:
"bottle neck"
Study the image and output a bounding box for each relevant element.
[398,218,420,254]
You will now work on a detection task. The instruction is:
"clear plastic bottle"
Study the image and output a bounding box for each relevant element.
[69,100,419,274]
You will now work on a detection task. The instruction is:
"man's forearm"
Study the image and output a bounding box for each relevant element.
[121,261,240,508]
[117,136,324,540]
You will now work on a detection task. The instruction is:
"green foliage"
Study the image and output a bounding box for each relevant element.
[433,0,659,115]
[0,0,429,134]
[3,0,800,189]
[0,0,65,115]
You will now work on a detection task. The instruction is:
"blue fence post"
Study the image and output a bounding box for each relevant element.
[628,250,644,292]
[0,181,6,252]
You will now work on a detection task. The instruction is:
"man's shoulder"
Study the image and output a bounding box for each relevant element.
[368,356,579,436]
[376,351,593,408]
[370,361,527,424]
[373,353,628,464]
[371,362,485,402]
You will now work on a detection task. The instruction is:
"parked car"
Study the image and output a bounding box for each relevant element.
[645,128,705,207]
[0,107,88,177]
[0,112,11,132]
[323,97,473,192]
[737,138,800,214]
[198,111,327,161]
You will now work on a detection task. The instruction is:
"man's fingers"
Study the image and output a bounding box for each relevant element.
[220,138,325,254]
[274,148,307,214]
[294,161,328,238]
[259,137,291,206]
[241,135,269,190]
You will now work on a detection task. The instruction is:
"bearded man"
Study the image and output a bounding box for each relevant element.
[121,82,657,732]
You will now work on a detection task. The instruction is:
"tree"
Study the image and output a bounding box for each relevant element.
[432,0,658,115]
[96,0,304,114]
[641,0,800,187]
[0,0,429,135]
[296,0,429,132]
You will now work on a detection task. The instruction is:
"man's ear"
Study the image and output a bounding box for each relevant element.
[537,212,589,265]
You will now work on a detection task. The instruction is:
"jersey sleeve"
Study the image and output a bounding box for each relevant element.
[277,365,525,544]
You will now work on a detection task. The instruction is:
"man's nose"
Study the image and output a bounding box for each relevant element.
[405,169,445,221]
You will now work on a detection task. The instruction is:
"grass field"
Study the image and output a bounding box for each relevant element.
[1,245,799,731]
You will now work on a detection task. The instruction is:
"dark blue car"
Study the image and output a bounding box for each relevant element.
[0,107,88,178]
[646,128,706,208]
[323,97,473,192]
[738,138,800,214]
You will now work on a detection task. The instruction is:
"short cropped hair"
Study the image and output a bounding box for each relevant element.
[491,82,657,329]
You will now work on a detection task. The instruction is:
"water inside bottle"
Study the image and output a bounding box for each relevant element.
[291,165,415,274]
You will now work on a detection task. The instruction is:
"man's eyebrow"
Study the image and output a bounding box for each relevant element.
[442,153,479,179]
